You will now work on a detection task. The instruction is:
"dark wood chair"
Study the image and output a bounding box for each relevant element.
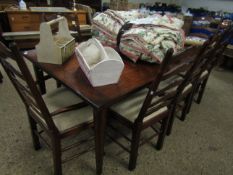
[166,32,225,133]
[0,41,94,175]
[194,27,233,104]
[107,46,200,170]
[0,70,3,83]
[189,16,217,39]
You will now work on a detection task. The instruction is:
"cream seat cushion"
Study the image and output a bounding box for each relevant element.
[111,89,168,123]
[111,76,192,123]
[159,75,193,96]
[158,75,184,90]
[42,87,93,132]
[200,70,209,80]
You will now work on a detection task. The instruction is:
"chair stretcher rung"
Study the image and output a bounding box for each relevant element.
[107,133,130,153]
[108,124,131,142]
[34,130,51,149]
[62,146,95,163]
[151,125,160,133]
[62,136,94,152]
[139,133,159,146]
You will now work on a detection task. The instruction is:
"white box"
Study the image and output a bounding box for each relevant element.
[36,17,75,64]
[75,38,124,87]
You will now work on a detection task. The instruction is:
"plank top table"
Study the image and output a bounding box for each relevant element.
[23,48,197,174]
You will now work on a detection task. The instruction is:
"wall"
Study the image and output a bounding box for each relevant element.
[102,0,233,12]
[176,0,233,12]
[102,0,173,4]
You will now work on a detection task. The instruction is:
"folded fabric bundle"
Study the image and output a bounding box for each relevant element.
[92,10,145,48]
[93,10,185,63]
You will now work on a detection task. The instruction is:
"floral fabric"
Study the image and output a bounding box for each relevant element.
[92,10,185,63]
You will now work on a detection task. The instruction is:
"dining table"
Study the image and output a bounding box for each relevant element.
[23,47,197,174]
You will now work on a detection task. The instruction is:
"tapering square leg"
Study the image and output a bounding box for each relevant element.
[128,126,141,171]
[52,138,62,175]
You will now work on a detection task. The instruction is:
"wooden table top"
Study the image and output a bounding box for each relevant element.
[24,48,198,109]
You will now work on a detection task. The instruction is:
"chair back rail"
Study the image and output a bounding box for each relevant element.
[0,42,58,133]
[175,27,232,100]
[134,26,232,124]
[197,27,233,78]
[135,45,201,123]
[209,27,233,69]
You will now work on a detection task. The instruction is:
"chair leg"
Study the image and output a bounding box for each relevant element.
[52,137,62,175]
[56,81,61,88]
[128,125,141,171]
[33,65,46,95]
[0,71,3,83]
[156,116,169,150]
[166,105,176,136]
[196,78,208,104]
[180,93,193,121]
[186,83,198,114]
[27,113,41,150]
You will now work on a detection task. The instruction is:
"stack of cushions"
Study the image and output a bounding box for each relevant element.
[92,10,185,64]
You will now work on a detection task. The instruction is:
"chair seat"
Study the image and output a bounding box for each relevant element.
[182,83,193,95]
[111,89,168,123]
[111,79,192,123]
[158,75,184,90]
[160,74,193,96]
[43,87,93,132]
[199,70,209,80]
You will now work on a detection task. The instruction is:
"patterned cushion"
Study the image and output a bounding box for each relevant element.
[43,87,93,132]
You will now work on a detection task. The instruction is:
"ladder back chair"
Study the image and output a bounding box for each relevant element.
[194,26,233,104]
[166,32,225,134]
[0,70,2,83]
[179,32,223,115]
[0,42,94,175]
[108,45,200,171]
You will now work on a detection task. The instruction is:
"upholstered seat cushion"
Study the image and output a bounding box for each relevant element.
[199,70,209,80]
[182,83,193,95]
[111,89,168,123]
[111,76,192,123]
[159,74,193,96]
[43,87,93,132]
[158,75,184,91]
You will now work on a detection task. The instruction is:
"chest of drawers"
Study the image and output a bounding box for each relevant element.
[7,10,87,32]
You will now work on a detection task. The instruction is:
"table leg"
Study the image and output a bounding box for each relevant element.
[0,70,3,83]
[33,65,46,94]
[94,108,107,175]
